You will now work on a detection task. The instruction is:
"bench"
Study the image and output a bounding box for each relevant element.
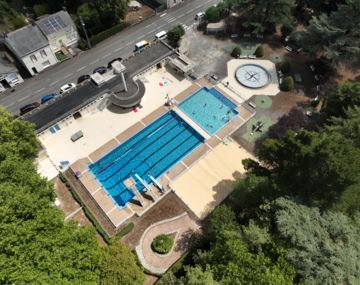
[71,130,84,142]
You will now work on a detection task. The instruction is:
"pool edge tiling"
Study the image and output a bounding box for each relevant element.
[178,87,239,135]
[89,110,204,207]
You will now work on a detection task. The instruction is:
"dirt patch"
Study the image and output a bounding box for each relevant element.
[53,176,105,244]
[125,5,155,25]
[122,192,198,249]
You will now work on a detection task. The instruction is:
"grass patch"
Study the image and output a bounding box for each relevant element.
[152,234,174,254]
[55,52,67,62]
[242,115,274,143]
[58,172,110,243]
[116,222,134,238]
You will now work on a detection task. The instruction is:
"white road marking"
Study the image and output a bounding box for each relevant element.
[34,87,45,94]
[160,13,167,17]
[76,66,86,72]
[101,53,111,59]
[63,73,73,79]
[145,23,154,28]
[135,35,143,41]
[90,59,99,65]
[149,29,156,34]
[114,47,123,52]
[205,0,211,3]
[17,95,30,103]
[49,80,59,86]
[196,4,202,8]
[6,102,15,108]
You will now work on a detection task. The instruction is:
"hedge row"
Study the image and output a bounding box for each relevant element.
[116,222,134,238]
[90,22,130,46]
[58,172,110,243]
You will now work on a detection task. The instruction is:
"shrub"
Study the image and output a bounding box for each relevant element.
[90,22,129,46]
[254,45,265,57]
[281,76,294,91]
[77,39,88,50]
[33,4,49,17]
[280,61,291,75]
[231,46,241,58]
[152,234,174,254]
[117,222,134,237]
[11,15,26,29]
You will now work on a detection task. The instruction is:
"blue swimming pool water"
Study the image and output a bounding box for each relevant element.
[179,87,238,135]
[89,111,203,207]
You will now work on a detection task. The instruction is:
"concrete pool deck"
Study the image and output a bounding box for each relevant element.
[171,140,255,219]
[45,69,255,231]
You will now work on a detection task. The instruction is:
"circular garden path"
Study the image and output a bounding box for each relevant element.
[135,212,200,274]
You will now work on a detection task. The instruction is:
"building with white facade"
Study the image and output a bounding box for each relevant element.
[36,10,79,54]
[4,25,57,76]
[157,0,183,8]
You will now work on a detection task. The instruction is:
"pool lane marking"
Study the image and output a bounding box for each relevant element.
[205,142,213,150]
[92,187,102,195]
[139,120,146,126]
[181,161,189,169]
[107,206,118,214]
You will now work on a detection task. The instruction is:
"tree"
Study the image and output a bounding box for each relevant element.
[99,240,145,285]
[179,266,220,285]
[266,197,360,284]
[77,3,102,34]
[280,76,294,91]
[324,81,360,118]
[245,130,360,204]
[205,3,227,23]
[194,231,294,285]
[233,0,294,33]
[167,25,185,47]
[279,61,291,74]
[0,108,144,284]
[0,107,38,161]
[33,4,49,17]
[90,0,129,28]
[299,0,360,62]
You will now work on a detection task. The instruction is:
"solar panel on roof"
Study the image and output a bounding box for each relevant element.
[41,14,67,34]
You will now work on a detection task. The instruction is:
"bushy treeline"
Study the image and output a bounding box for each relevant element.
[158,78,360,284]
[0,107,144,285]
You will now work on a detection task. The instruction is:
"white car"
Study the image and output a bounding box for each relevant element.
[60,83,76,94]
[195,12,205,21]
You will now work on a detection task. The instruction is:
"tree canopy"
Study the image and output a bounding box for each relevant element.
[0,107,144,284]
[299,0,360,62]
[229,0,294,33]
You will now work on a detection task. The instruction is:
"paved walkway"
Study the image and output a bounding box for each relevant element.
[136,212,200,274]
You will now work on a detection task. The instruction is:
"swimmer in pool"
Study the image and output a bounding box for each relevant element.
[203,103,207,107]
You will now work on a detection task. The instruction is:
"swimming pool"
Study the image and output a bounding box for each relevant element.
[89,111,204,207]
[179,87,238,135]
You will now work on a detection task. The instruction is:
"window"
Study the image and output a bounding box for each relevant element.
[40,49,47,58]
[30,54,37,62]
[42,60,50,67]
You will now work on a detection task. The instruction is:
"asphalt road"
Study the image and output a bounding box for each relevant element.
[0,0,219,114]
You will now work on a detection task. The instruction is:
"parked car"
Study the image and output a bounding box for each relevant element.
[77,74,90,84]
[20,102,40,115]
[155,30,167,40]
[107,58,123,68]
[195,12,205,21]
[41,92,59,104]
[93,66,107,75]
[60,83,76,94]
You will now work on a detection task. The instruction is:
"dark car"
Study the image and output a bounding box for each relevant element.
[107,57,123,68]
[93,66,107,75]
[41,92,59,104]
[77,74,90,84]
[20,102,40,115]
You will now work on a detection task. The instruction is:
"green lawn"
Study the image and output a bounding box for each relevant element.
[242,115,273,143]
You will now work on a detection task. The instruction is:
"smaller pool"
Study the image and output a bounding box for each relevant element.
[179,87,238,135]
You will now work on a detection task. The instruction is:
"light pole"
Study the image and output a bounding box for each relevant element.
[79,16,91,49]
